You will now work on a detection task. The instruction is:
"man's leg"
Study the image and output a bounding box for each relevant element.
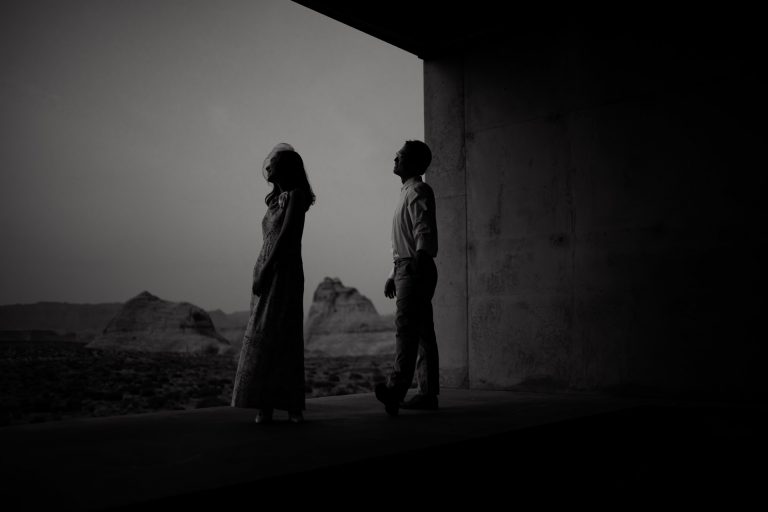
[407,259,439,408]
[387,261,422,402]
[415,299,439,397]
[415,345,427,394]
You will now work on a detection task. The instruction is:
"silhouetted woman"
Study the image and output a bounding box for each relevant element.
[231,143,315,424]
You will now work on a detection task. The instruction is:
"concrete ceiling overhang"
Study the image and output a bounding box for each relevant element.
[291,2,756,62]
[291,0,513,59]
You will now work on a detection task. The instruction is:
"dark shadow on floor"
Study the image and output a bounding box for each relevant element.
[107,404,767,509]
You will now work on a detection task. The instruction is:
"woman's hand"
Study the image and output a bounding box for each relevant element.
[252,267,273,297]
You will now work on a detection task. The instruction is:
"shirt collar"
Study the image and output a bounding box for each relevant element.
[401,175,422,191]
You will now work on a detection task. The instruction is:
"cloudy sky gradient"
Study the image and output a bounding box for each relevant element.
[0,0,423,315]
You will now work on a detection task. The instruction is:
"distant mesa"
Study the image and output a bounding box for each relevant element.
[0,330,77,342]
[0,301,122,342]
[86,291,231,355]
[304,277,393,337]
[304,277,395,357]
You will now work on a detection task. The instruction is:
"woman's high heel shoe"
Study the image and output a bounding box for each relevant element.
[254,408,273,424]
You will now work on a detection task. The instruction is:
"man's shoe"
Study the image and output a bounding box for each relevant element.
[374,383,399,417]
[254,408,273,424]
[400,394,438,410]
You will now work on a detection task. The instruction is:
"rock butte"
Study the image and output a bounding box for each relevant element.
[86,291,231,355]
[303,277,395,357]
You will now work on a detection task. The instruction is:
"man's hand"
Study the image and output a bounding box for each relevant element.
[384,277,396,299]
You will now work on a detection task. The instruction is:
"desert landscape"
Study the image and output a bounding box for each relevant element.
[0,339,390,427]
[0,278,398,427]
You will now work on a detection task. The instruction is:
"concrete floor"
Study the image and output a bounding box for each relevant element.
[0,388,764,510]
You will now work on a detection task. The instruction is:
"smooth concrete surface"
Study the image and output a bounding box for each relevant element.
[1,389,765,509]
[425,55,468,389]
[424,20,763,395]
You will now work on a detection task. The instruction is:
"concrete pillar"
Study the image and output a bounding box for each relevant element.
[424,56,468,388]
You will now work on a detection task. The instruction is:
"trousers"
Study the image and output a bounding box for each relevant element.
[387,256,439,401]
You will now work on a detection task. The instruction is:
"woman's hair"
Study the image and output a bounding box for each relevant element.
[264,148,316,210]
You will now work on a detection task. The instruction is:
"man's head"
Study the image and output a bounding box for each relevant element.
[394,140,432,179]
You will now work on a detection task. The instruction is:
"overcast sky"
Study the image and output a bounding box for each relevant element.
[0,0,423,315]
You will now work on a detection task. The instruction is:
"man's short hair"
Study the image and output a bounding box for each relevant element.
[404,140,432,174]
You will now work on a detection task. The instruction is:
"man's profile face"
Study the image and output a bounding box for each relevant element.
[393,145,409,177]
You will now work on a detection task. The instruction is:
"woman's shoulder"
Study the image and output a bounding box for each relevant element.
[288,188,306,199]
[287,188,311,210]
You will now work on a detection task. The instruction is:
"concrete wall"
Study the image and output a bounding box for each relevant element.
[426,19,762,397]
[425,56,468,388]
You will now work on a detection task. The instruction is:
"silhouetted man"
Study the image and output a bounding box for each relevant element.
[375,140,439,416]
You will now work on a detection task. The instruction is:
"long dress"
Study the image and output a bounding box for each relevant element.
[231,191,306,411]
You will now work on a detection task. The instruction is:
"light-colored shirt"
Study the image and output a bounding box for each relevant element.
[388,176,438,278]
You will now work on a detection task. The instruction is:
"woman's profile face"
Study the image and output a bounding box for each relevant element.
[264,157,278,183]
[265,152,290,185]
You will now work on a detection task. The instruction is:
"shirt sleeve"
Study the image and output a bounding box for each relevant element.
[407,184,438,258]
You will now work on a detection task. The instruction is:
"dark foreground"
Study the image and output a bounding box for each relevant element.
[0,389,764,510]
